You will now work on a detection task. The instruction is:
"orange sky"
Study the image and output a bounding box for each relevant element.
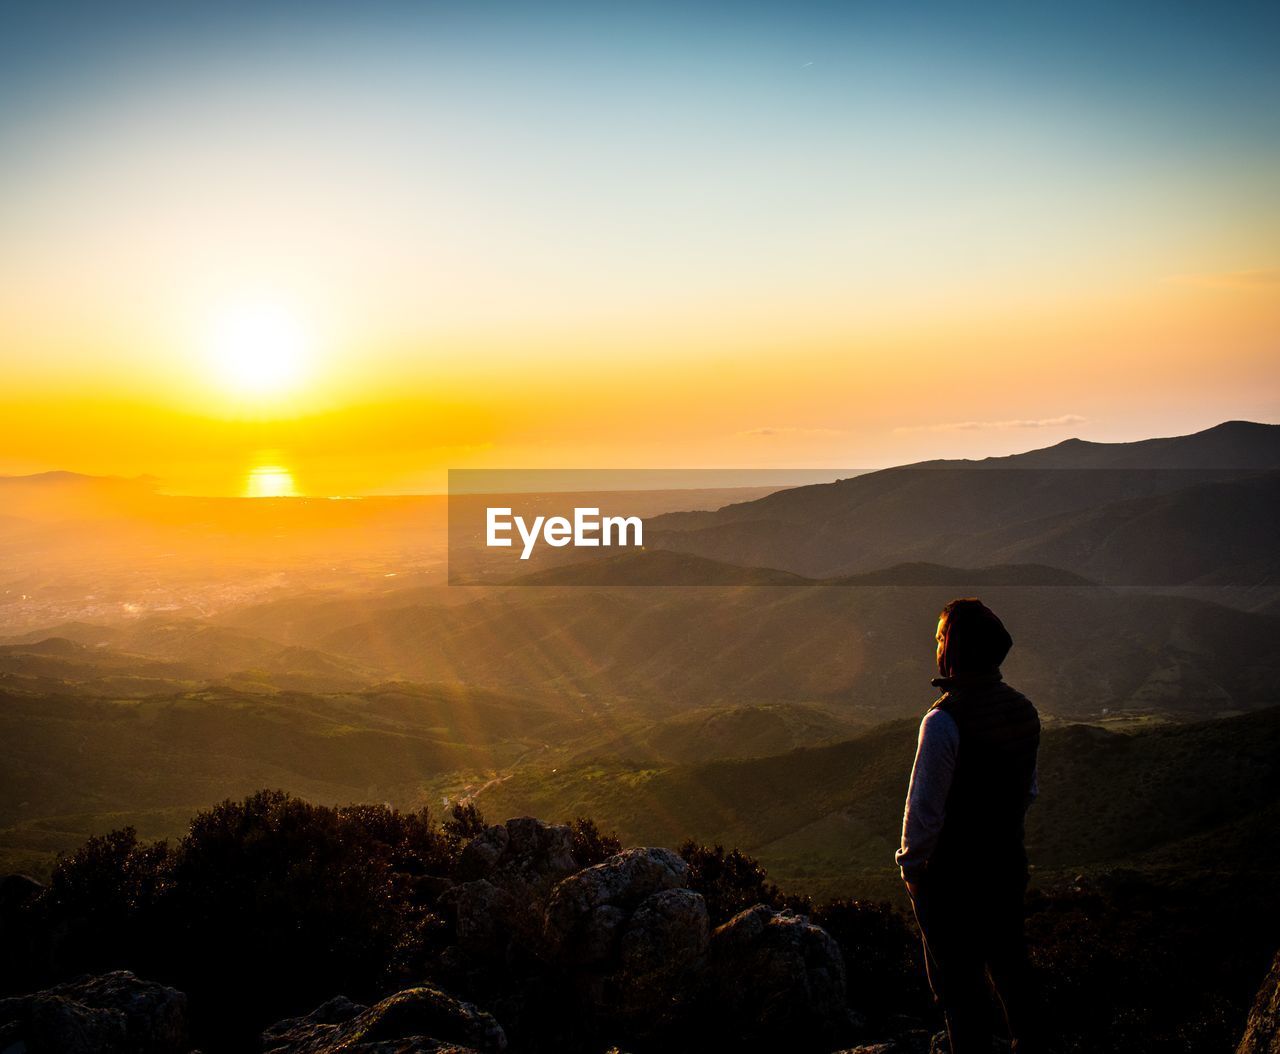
[1,5,1277,494]
[3,272,1275,495]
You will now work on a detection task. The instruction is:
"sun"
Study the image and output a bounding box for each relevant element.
[207,301,307,395]
[245,464,297,498]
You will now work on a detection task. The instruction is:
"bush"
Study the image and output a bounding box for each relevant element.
[25,791,461,1049]
[811,898,924,1029]
[677,840,792,925]
[443,799,487,841]
[167,792,448,1018]
[568,817,621,868]
[42,826,172,976]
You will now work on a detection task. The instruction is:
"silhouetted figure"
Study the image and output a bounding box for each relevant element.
[897,598,1042,1053]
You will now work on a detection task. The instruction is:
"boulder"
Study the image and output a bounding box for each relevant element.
[436,880,518,960]
[834,1034,934,1054]
[457,818,579,895]
[442,818,583,966]
[0,970,187,1054]
[537,848,709,1031]
[543,847,689,965]
[261,985,506,1054]
[709,904,852,1045]
[0,994,126,1054]
[617,888,710,1004]
[261,995,367,1049]
[1238,949,1280,1054]
[457,823,509,878]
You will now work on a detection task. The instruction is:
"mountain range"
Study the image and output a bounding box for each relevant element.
[638,421,1280,591]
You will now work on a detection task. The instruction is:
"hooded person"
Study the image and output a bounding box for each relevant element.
[896,598,1043,1053]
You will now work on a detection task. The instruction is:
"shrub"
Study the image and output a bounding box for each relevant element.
[568,817,621,868]
[677,840,797,925]
[27,791,461,1049]
[41,827,173,978]
[810,898,924,1029]
[443,799,487,841]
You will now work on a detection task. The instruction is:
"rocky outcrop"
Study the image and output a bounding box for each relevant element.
[543,847,690,965]
[615,887,710,1008]
[1238,950,1280,1054]
[541,847,705,1026]
[539,846,853,1047]
[456,818,580,895]
[439,817,583,965]
[437,879,519,961]
[709,904,853,1045]
[261,986,507,1054]
[0,841,859,1054]
[0,970,187,1054]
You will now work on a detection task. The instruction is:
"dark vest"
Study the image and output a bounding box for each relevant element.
[929,672,1040,881]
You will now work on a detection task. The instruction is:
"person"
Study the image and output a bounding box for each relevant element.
[896,597,1042,1053]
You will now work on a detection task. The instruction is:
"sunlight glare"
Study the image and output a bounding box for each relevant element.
[208,302,307,395]
[244,464,297,498]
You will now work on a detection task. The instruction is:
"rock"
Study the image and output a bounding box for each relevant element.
[457,818,579,895]
[535,848,707,1030]
[437,880,518,959]
[543,848,689,965]
[457,824,510,880]
[442,818,583,967]
[1238,949,1280,1054]
[617,888,709,1004]
[261,985,507,1054]
[261,995,367,1049]
[537,848,711,1030]
[708,904,852,1046]
[0,993,127,1054]
[46,972,188,1053]
[831,1028,935,1053]
[0,970,187,1054]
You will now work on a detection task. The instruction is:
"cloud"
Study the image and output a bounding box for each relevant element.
[896,414,1086,434]
[1164,268,1280,288]
[737,426,846,439]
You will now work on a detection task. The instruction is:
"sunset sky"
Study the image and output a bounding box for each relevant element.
[1,1,1277,495]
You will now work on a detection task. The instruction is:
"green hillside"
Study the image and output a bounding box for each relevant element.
[313,582,1279,722]
[474,705,1280,901]
[0,678,600,877]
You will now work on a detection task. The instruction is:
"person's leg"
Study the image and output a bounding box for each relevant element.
[912,883,995,1053]
[983,877,1042,1053]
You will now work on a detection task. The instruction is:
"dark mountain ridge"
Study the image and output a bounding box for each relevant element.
[643,422,1280,581]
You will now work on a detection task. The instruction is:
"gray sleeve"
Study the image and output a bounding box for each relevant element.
[895,708,959,883]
